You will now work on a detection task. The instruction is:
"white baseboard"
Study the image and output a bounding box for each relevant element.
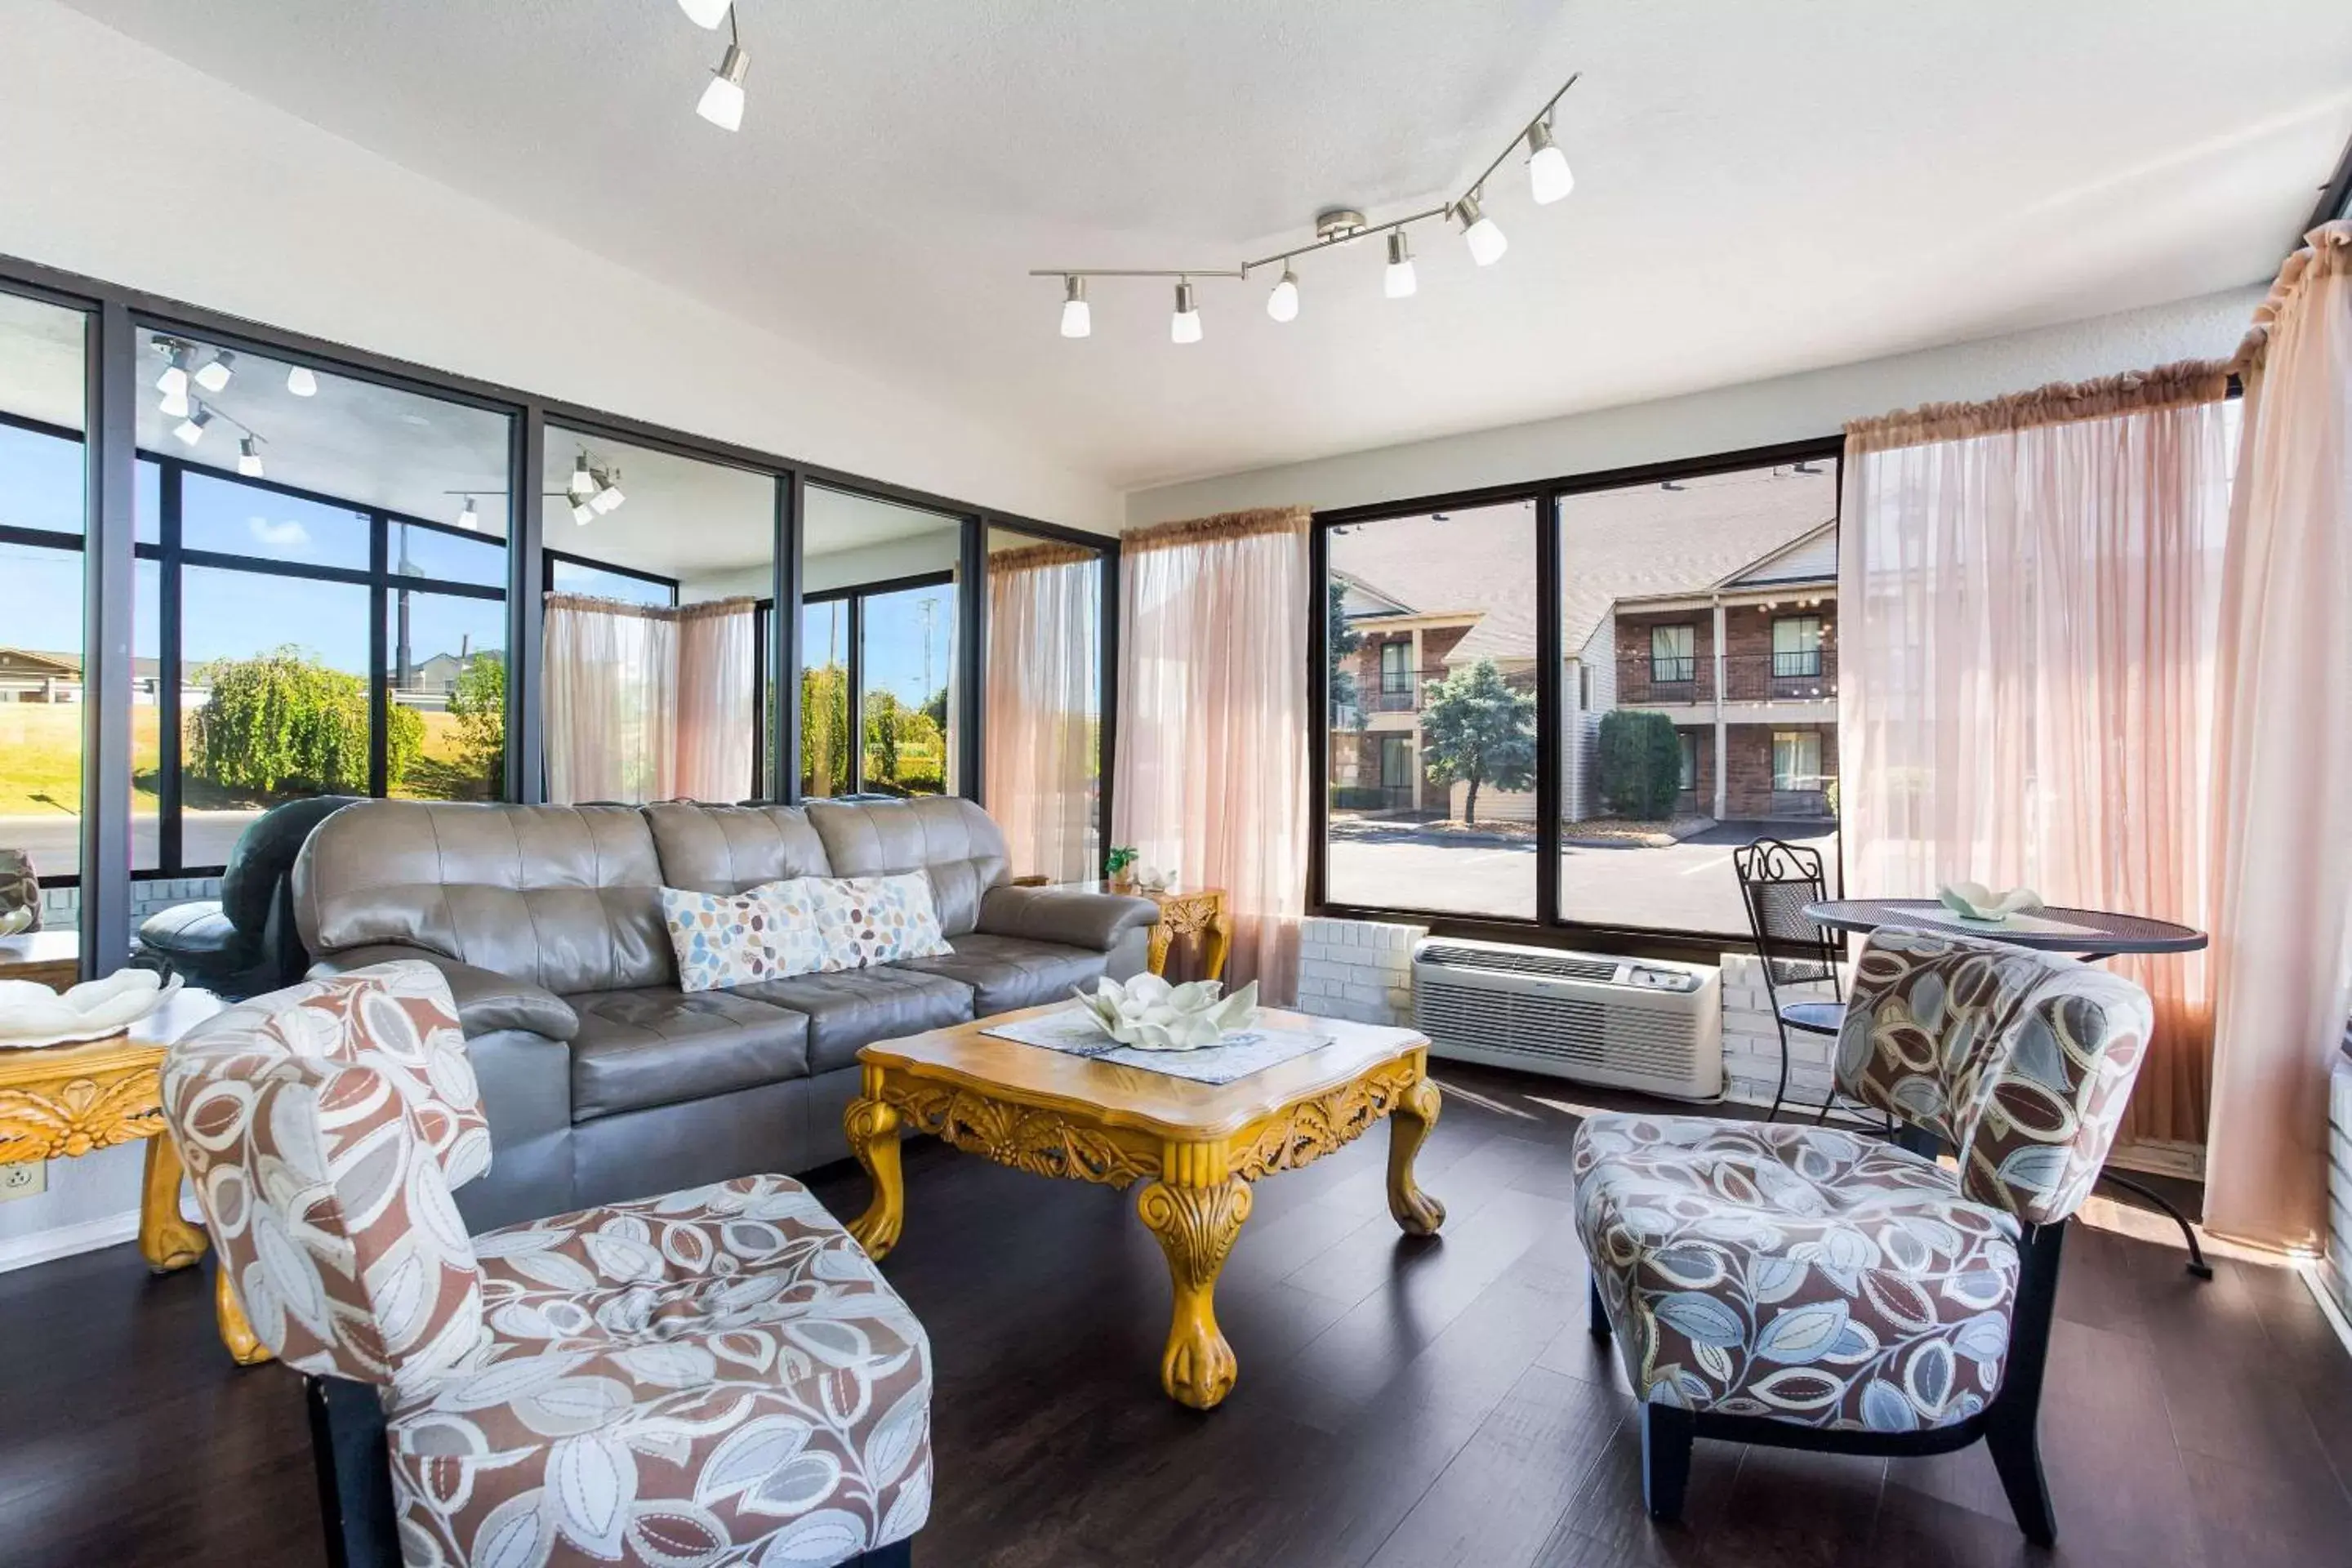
[2300,1258,2352,1361]
[0,1209,141,1274]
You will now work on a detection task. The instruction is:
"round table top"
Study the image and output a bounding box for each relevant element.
[1802,898,2207,956]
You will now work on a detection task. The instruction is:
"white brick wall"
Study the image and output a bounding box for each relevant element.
[1717,950,1845,1115]
[1296,915,1428,1027]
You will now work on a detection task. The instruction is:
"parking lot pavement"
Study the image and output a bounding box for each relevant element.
[1325,820,1840,938]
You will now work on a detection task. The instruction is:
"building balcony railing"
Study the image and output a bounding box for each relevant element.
[1615,650,1838,707]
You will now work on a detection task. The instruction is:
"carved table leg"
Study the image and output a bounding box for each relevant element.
[137,1133,207,1274]
[844,1094,906,1260]
[1200,903,1234,983]
[1147,921,1174,978]
[216,1263,271,1366]
[1387,1074,1447,1236]
[1136,1174,1252,1410]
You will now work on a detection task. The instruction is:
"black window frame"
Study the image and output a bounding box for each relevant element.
[800,569,956,800]
[1308,434,1847,962]
[0,249,1124,972]
[1378,639,1412,695]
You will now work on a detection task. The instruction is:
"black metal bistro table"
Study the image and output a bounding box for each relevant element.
[1803,898,2213,1277]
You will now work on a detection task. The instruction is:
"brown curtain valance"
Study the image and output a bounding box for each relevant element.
[541,592,760,621]
[1845,359,2234,454]
[1123,506,1311,554]
[988,540,1100,573]
[2233,218,2352,374]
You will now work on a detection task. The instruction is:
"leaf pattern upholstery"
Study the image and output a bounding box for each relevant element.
[1574,927,2152,1431]
[161,961,493,1391]
[163,966,932,1566]
[392,1177,932,1568]
[1834,926,2154,1224]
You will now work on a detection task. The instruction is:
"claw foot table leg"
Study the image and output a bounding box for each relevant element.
[1137,1173,1251,1410]
[1388,1072,1446,1236]
[845,1094,906,1260]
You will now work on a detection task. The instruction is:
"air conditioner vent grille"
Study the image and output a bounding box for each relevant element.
[1416,942,1619,982]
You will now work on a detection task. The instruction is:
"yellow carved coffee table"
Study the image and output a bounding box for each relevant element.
[844,1004,1444,1410]
[0,986,264,1362]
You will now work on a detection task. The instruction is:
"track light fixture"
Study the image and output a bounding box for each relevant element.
[1029,70,1578,341]
[194,351,236,394]
[1454,192,1508,267]
[286,365,318,397]
[568,453,597,501]
[590,473,627,514]
[677,0,731,27]
[1170,281,1202,345]
[1384,230,1418,299]
[173,407,212,448]
[457,496,481,532]
[159,385,191,421]
[1059,276,1090,339]
[571,499,598,527]
[237,436,265,478]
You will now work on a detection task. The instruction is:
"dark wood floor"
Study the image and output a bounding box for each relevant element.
[5,1063,2350,1568]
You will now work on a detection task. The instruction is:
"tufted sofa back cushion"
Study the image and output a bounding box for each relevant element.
[294,800,675,995]
[1834,925,2154,1225]
[159,962,489,1390]
[807,796,1010,938]
[645,801,835,893]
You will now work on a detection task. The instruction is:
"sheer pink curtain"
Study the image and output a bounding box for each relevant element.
[984,541,1101,883]
[543,594,756,804]
[2203,221,2352,1252]
[675,600,758,802]
[1112,509,1311,1001]
[1840,364,2238,1147]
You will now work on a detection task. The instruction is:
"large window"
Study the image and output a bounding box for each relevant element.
[132,331,513,873]
[0,293,90,887]
[1557,456,1841,938]
[1322,500,1538,920]
[1315,446,1842,946]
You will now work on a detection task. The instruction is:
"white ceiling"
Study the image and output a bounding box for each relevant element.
[43,2,2352,496]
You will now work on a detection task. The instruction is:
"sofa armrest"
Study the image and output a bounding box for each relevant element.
[309,944,581,1042]
[976,885,1160,952]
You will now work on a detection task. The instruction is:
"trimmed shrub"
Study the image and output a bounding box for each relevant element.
[1597,710,1683,820]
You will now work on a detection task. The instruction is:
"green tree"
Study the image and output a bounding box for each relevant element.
[1327,581,1364,717]
[922,686,949,733]
[1597,710,1682,820]
[189,646,376,795]
[1418,659,1535,825]
[445,652,506,792]
[863,689,903,786]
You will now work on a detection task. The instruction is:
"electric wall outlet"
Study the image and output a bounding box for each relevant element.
[0,1162,47,1201]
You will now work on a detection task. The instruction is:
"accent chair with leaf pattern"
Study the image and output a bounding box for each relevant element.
[160,960,931,1568]
[1572,924,2154,1546]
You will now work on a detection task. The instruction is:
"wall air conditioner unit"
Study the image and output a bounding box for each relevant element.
[1411,938,1721,1100]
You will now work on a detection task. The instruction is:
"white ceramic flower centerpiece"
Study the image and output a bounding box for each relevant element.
[1073,972,1259,1053]
[0,968,182,1049]
[1936,880,2045,924]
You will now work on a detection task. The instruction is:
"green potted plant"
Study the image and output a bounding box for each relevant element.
[1106,845,1140,892]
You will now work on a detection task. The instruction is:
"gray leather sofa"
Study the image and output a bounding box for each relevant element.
[292,795,1157,1230]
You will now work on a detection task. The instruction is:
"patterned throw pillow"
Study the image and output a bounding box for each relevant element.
[817,871,956,968]
[662,879,835,993]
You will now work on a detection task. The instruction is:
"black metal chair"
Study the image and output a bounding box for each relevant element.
[1731,838,1851,1122]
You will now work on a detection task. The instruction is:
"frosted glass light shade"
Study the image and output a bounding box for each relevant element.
[1266,271,1298,323]
[678,0,732,27]
[286,366,318,397]
[697,45,750,131]
[1529,143,1575,205]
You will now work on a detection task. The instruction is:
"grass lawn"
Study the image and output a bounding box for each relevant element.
[0,703,491,816]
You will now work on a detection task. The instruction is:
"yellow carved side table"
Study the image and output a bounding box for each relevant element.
[0,987,264,1364]
[844,1004,1444,1410]
[1067,882,1233,982]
